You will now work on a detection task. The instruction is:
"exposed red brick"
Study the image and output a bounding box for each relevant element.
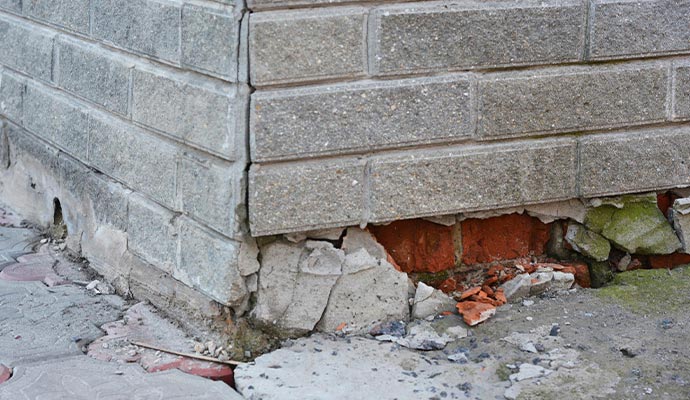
[0,364,10,384]
[456,301,496,326]
[461,214,551,265]
[369,219,456,273]
[494,288,507,305]
[657,192,678,216]
[482,285,494,297]
[648,253,690,269]
[438,277,457,294]
[460,286,481,300]
[562,262,591,288]
[483,276,498,286]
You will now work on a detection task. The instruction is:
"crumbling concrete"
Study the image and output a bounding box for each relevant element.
[566,222,611,261]
[410,282,457,320]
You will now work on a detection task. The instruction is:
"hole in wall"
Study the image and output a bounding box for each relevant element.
[50,198,67,240]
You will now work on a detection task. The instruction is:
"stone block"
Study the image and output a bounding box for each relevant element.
[88,114,177,208]
[251,75,472,161]
[177,218,247,309]
[248,159,365,236]
[0,16,55,81]
[477,65,668,138]
[6,123,59,171]
[671,198,690,253]
[0,0,20,12]
[131,68,237,160]
[127,194,177,273]
[674,66,690,120]
[579,127,690,197]
[182,3,238,80]
[0,70,25,123]
[92,0,180,61]
[565,223,610,262]
[369,139,577,222]
[248,0,368,10]
[371,0,585,75]
[24,0,90,33]
[23,83,89,158]
[589,0,690,59]
[57,39,131,115]
[177,155,240,238]
[411,282,457,320]
[249,8,367,86]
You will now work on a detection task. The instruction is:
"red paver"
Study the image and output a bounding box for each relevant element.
[0,364,11,384]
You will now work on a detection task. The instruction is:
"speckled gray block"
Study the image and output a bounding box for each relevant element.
[251,75,472,161]
[589,0,690,59]
[0,69,25,122]
[127,194,178,274]
[371,0,585,75]
[0,0,20,12]
[369,139,578,222]
[0,15,55,81]
[579,127,690,197]
[249,8,367,86]
[674,65,690,120]
[92,0,180,61]
[477,65,668,138]
[23,83,89,158]
[88,113,177,208]
[24,0,90,33]
[249,159,365,236]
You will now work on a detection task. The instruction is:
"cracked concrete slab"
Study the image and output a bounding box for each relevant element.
[0,355,242,399]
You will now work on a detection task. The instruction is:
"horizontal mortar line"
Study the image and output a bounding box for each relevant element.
[252,51,690,92]
[247,0,409,13]
[3,119,244,243]
[1,65,242,166]
[0,9,237,86]
[250,120,690,167]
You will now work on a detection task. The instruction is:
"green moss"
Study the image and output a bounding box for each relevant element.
[496,364,512,381]
[596,265,690,314]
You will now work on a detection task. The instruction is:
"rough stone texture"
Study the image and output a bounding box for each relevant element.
[589,0,690,59]
[671,198,690,254]
[317,248,413,333]
[249,8,366,86]
[127,194,177,274]
[248,0,368,10]
[579,127,690,197]
[1,356,241,399]
[0,0,20,12]
[411,282,457,320]
[674,65,690,120]
[565,222,611,262]
[249,159,365,235]
[251,75,471,161]
[584,194,681,255]
[88,114,177,208]
[23,83,89,158]
[0,16,55,81]
[478,65,668,138]
[589,261,614,288]
[500,274,532,302]
[92,0,180,61]
[368,219,455,273]
[251,240,342,334]
[0,69,24,122]
[24,0,90,33]
[369,139,577,223]
[372,0,585,75]
[57,38,131,115]
[182,3,238,79]
[131,68,238,159]
[178,219,247,309]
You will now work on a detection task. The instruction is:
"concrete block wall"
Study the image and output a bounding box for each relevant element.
[0,0,252,317]
[247,0,690,236]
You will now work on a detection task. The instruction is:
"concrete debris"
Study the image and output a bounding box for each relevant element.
[456,301,496,326]
[421,214,456,226]
[251,240,342,335]
[410,282,457,320]
[551,271,575,291]
[86,279,115,295]
[509,363,552,382]
[500,274,532,302]
[529,271,553,295]
[238,239,261,277]
[317,247,413,334]
[565,222,611,261]
[340,227,388,259]
[393,320,467,351]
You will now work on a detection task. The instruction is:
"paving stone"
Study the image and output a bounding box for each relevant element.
[0,356,241,399]
[235,334,506,400]
[0,280,121,366]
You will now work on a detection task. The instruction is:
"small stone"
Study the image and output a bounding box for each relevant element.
[529,271,553,295]
[447,352,468,363]
[194,342,205,353]
[509,363,553,382]
[86,280,99,290]
[519,342,538,354]
[455,301,496,326]
[369,320,406,337]
[525,317,533,321]
[522,300,534,307]
[206,341,216,356]
[411,282,457,320]
[549,326,560,336]
[500,274,532,302]
[551,271,575,291]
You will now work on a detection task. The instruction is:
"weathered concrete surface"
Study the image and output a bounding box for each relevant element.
[1,356,241,399]
[566,222,611,261]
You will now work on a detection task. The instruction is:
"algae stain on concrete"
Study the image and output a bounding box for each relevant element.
[596,265,690,314]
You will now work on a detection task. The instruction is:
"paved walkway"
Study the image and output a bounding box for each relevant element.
[0,209,242,399]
